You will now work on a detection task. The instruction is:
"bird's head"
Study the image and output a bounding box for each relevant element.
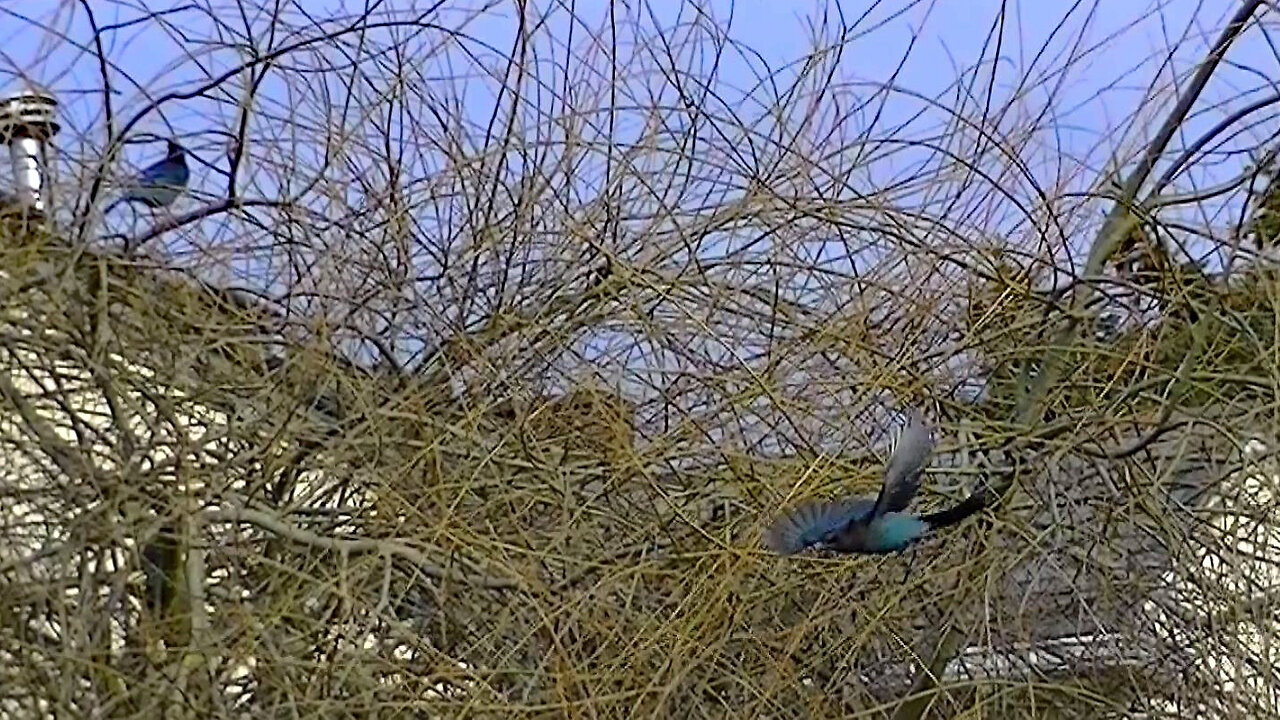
[166,139,187,163]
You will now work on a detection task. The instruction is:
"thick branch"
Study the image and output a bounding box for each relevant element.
[0,371,109,487]
[204,507,525,592]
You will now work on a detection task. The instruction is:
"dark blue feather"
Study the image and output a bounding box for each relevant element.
[115,139,189,209]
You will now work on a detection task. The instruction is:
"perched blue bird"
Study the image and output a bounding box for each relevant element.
[765,411,982,555]
[107,139,190,213]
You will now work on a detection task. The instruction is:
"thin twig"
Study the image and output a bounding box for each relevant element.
[892,2,1268,717]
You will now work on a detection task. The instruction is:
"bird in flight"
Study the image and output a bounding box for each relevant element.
[765,410,983,555]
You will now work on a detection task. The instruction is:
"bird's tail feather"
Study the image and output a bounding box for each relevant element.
[919,488,989,529]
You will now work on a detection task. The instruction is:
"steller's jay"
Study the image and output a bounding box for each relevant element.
[107,139,190,213]
[765,410,984,554]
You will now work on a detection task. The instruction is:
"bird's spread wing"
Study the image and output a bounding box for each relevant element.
[764,498,873,554]
[871,410,934,518]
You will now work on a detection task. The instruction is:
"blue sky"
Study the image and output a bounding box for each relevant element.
[4,1,1266,242]
[0,1,1274,399]
[4,1,1264,216]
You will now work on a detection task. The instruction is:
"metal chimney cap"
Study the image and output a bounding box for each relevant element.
[0,92,60,143]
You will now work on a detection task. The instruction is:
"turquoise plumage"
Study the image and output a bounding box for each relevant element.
[765,410,978,555]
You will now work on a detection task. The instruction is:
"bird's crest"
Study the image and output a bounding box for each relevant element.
[165,139,187,162]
